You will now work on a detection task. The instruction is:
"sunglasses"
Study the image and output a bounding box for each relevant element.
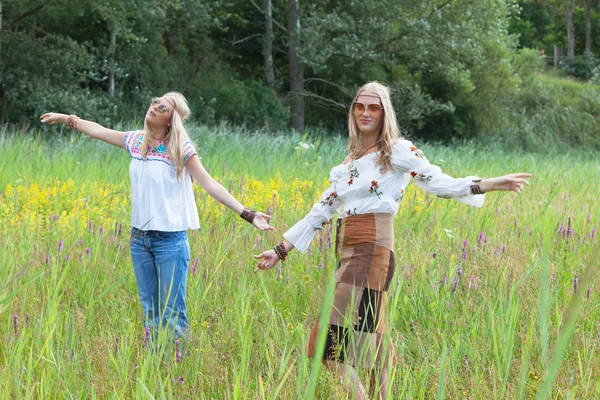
[151,97,170,114]
[353,102,383,115]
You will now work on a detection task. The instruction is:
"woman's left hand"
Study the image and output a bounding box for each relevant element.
[481,173,532,194]
[252,212,275,231]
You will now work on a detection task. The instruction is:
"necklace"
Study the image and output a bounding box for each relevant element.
[356,143,378,159]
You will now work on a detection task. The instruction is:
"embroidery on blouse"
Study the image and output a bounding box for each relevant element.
[395,189,405,204]
[410,145,428,160]
[320,191,338,206]
[410,171,433,181]
[126,131,196,165]
[348,166,359,185]
[346,207,358,216]
[369,180,383,199]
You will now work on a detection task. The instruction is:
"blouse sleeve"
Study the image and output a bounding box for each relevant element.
[392,140,485,208]
[283,164,344,253]
[123,130,140,155]
[183,141,198,164]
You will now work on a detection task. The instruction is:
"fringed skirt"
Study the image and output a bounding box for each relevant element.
[307,213,396,369]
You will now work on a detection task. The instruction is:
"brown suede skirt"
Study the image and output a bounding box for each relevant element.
[307,213,396,369]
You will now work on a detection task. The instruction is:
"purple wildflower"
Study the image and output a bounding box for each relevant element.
[440,275,447,285]
[432,252,437,259]
[592,228,596,238]
[13,314,18,335]
[58,239,63,253]
[276,264,281,280]
[587,212,591,224]
[587,286,591,299]
[175,339,182,363]
[434,282,439,292]
[502,245,506,254]
[483,236,488,251]
[477,232,484,245]
[45,255,49,264]
[285,276,290,285]
[99,225,104,235]
[469,276,476,289]
[573,276,578,294]
[65,253,70,261]
[88,220,93,231]
[452,275,459,294]
[85,247,90,255]
[144,326,151,347]
[462,238,468,249]
[191,258,198,274]
[307,246,312,256]
[456,263,463,277]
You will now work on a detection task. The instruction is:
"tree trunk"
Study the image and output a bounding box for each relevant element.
[108,21,116,97]
[288,0,304,132]
[585,0,592,53]
[565,0,575,59]
[264,0,275,88]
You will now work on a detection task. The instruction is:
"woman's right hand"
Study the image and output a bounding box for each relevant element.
[253,249,280,273]
[40,113,68,125]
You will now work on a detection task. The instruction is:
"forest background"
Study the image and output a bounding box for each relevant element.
[2,0,600,149]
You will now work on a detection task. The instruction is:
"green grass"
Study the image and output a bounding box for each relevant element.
[0,124,598,398]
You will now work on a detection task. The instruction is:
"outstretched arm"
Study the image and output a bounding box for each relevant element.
[476,173,531,194]
[40,113,126,148]
[186,154,273,231]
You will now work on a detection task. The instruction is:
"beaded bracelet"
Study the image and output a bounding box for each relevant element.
[239,207,256,224]
[274,243,287,261]
[66,114,79,130]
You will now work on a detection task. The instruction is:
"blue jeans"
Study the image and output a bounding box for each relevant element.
[130,227,190,339]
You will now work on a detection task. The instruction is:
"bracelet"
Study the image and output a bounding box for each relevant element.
[470,179,483,195]
[239,207,256,224]
[274,243,287,261]
[66,114,79,130]
[279,242,288,260]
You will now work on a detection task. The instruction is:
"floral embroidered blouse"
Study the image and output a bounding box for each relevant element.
[284,139,485,253]
[124,130,200,231]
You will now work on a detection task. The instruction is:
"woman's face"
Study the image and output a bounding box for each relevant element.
[145,96,174,127]
[353,91,384,136]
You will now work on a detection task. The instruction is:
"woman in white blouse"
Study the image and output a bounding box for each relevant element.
[41,92,273,343]
[254,82,530,399]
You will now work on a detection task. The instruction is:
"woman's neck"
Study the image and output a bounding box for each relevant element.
[147,125,167,141]
[360,131,378,150]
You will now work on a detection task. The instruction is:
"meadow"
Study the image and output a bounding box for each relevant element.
[0,125,598,399]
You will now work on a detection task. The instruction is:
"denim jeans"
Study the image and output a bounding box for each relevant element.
[130,227,190,339]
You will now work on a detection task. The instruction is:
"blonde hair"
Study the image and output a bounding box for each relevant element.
[347,82,402,173]
[141,92,192,179]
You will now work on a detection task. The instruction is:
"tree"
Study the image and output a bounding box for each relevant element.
[565,0,575,59]
[287,0,303,131]
[264,0,275,87]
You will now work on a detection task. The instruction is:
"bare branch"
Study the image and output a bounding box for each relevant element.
[248,0,287,33]
[294,90,348,113]
[304,78,354,98]
[232,33,261,46]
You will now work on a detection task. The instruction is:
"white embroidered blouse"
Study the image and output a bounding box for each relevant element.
[124,130,200,231]
[284,139,485,253]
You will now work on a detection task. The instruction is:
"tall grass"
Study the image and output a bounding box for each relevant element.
[0,125,598,398]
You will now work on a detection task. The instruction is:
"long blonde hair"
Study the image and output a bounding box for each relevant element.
[347,82,402,173]
[141,92,192,180]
